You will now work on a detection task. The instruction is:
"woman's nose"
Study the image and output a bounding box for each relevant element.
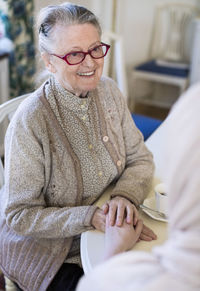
[82,53,95,66]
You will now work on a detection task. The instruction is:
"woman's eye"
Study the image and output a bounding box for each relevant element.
[93,46,100,52]
[71,52,78,57]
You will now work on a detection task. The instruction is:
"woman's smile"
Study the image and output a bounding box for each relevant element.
[77,70,95,77]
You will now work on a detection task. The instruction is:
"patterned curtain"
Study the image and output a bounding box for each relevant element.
[4,0,36,97]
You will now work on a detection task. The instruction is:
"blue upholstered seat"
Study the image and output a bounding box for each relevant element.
[131,113,162,141]
[135,59,189,78]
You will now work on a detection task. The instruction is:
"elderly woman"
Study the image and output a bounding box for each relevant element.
[0,3,155,291]
[77,84,200,291]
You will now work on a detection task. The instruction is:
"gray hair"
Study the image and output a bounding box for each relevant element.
[37,2,102,53]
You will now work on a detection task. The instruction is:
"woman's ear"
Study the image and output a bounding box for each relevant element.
[41,52,57,73]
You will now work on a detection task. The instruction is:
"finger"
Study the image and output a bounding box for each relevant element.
[142,224,157,240]
[139,233,152,241]
[102,203,109,214]
[133,207,139,225]
[108,204,117,226]
[116,204,126,226]
[126,205,134,224]
[135,219,143,238]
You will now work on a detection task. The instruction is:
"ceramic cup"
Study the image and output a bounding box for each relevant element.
[154,183,168,216]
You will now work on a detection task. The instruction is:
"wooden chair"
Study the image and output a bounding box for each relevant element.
[0,93,30,291]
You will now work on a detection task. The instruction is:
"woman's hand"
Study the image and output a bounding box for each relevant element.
[102,196,138,226]
[91,208,106,232]
[104,216,143,260]
[139,224,157,241]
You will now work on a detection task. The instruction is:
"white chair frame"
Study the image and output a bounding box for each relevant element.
[0,93,30,291]
[0,94,29,158]
[102,31,128,99]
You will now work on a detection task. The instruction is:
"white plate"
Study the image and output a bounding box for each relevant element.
[141,197,168,223]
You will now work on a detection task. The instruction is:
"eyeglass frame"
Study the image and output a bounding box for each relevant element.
[50,42,110,66]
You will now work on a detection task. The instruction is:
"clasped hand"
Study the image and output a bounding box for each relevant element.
[103,215,143,259]
[91,196,157,241]
[102,196,138,226]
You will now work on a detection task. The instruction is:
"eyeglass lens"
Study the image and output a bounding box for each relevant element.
[67,44,108,65]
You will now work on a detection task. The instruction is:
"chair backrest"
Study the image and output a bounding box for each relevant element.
[150,3,200,64]
[102,31,128,99]
[0,93,30,188]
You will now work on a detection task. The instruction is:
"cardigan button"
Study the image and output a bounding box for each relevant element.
[117,160,122,167]
[81,115,86,121]
[103,136,109,142]
[98,171,103,177]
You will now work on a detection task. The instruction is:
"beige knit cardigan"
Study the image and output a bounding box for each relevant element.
[0,76,154,291]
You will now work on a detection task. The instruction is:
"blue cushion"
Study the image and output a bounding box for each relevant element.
[135,59,189,78]
[131,113,162,141]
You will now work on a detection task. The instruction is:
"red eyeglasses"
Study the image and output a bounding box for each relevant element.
[51,42,110,65]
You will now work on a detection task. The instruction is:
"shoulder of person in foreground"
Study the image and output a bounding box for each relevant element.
[76,250,160,291]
